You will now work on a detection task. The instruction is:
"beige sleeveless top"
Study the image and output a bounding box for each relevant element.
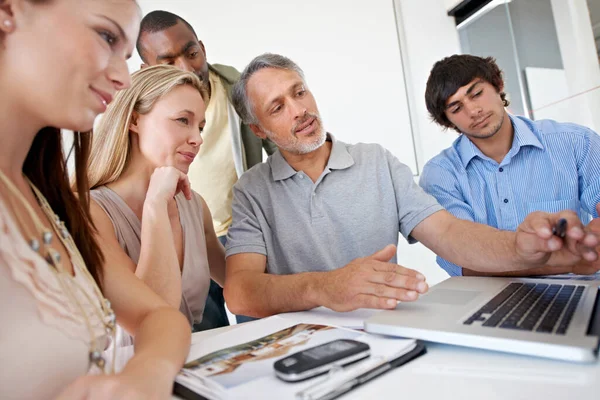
[0,196,111,400]
[91,186,210,346]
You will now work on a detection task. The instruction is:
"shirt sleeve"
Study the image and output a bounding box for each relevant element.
[419,161,480,277]
[385,149,444,244]
[576,127,600,219]
[225,183,268,258]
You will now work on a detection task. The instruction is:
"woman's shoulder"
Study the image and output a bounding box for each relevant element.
[89,186,119,217]
[90,186,137,225]
[90,185,118,208]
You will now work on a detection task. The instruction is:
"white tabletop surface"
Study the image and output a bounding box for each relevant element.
[170,314,600,400]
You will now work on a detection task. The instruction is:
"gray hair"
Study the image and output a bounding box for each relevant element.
[232,53,305,125]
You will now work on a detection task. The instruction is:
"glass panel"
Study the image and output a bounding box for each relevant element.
[456,0,600,132]
[457,1,527,117]
[588,0,600,61]
[533,0,600,131]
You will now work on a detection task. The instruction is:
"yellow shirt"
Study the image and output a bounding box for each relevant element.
[187,71,237,237]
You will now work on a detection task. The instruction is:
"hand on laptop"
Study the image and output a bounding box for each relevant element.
[315,244,428,312]
[516,210,599,269]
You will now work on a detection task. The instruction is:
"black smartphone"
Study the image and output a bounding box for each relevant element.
[273,339,370,382]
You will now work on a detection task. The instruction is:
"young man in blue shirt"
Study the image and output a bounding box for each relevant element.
[420,54,600,277]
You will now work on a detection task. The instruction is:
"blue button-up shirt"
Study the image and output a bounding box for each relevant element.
[420,115,600,276]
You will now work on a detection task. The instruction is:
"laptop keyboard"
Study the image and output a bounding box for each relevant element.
[464,282,585,334]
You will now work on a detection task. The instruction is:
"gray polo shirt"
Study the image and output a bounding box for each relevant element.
[225,135,443,275]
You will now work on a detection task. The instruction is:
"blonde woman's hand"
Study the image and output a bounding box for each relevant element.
[145,166,192,207]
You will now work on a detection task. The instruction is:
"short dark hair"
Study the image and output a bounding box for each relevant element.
[137,10,197,62]
[425,54,509,131]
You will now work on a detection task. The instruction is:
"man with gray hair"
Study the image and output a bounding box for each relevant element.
[223,53,600,318]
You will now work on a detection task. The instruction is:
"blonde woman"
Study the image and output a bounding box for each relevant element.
[87,65,226,345]
[0,1,191,399]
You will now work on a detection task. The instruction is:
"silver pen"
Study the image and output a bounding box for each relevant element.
[295,355,392,400]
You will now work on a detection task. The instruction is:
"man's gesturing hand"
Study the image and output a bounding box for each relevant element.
[317,245,428,312]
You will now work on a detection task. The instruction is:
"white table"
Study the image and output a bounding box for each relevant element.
[170,314,600,400]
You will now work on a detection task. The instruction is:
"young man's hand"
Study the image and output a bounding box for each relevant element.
[516,210,599,268]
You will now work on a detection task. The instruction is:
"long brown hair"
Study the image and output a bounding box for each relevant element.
[24,129,105,289]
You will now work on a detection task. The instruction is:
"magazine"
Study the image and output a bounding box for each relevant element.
[174,316,419,400]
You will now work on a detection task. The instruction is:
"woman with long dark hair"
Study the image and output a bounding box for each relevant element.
[0,1,191,399]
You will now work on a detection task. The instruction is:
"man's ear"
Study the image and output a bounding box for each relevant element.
[198,40,207,58]
[140,63,149,69]
[249,124,267,140]
[129,112,140,133]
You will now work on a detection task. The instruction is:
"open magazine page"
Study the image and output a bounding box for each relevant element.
[176,316,416,400]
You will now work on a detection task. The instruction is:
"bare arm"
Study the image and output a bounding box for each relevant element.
[57,247,191,400]
[104,167,192,308]
[463,265,573,277]
[463,207,600,276]
[463,259,600,276]
[224,245,427,318]
[102,259,190,370]
[413,210,599,273]
[90,198,182,308]
[201,196,226,286]
[412,210,521,273]
[224,253,321,317]
[137,198,182,307]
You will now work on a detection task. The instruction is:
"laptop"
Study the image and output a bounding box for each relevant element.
[364,275,600,362]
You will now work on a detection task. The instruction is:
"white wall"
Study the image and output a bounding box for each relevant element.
[525,67,570,121]
[131,0,460,285]
[550,0,600,133]
[524,66,596,124]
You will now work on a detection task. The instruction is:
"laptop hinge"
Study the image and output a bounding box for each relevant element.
[586,288,600,338]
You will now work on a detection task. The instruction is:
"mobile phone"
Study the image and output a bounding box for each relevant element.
[273,339,370,382]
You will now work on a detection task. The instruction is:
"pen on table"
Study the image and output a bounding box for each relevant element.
[295,357,391,400]
[552,218,567,239]
[295,343,425,400]
[318,363,392,400]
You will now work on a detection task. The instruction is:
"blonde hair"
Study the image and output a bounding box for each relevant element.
[87,65,209,189]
